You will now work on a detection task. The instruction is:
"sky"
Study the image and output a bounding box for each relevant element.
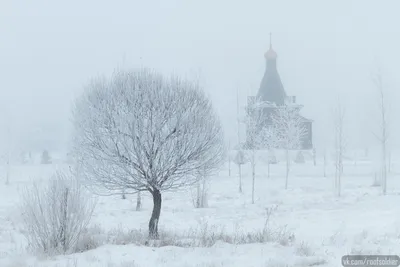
[1,0,400,156]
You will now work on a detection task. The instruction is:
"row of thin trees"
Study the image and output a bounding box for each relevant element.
[231,67,390,198]
[333,68,390,196]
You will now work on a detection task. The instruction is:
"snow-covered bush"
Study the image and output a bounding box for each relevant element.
[75,224,106,252]
[41,150,52,164]
[294,151,305,164]
[295,241,315,256]
[20,170,96,255]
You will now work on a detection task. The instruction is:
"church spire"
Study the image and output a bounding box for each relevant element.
[269,32,272,49]
[258,33,286,105]
[265,32,277,60]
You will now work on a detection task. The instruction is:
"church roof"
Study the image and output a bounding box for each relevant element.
[257,39,286,105]
[299,115,313,123]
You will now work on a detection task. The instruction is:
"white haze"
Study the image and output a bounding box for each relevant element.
[1,0,400,155]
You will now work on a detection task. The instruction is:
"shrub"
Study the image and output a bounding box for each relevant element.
[20,170,96,255]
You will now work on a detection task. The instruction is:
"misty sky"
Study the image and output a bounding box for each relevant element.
[1,0,400,155]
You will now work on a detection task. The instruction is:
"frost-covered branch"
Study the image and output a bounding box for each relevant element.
[245,99,279,202]
[272,105,307,189]
[20,171,96,254]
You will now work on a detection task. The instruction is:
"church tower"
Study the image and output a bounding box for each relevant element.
[257,34,287,106]
[246,34,313,150]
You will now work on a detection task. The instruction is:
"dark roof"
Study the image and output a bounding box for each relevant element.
[257,48,286,105]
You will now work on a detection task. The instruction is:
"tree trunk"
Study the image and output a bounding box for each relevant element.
[382,142,387,195]
[267,162,270,178]
[335,153,342,197]
[338,160,342,197]
[136,191,142,211]
[121,187,126,199]
[149,189,161,239]
[313,148,316,166]
[285,149,289,189]
[60,188,69,252]
[202,176,208,207]
[228,141,231,177]
[238,164,242,193]
[251,158,255,204]
[195,179,202,208]
[5,156,9,185]
[228,157,231,177]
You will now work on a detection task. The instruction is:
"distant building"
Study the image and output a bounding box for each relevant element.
[246,35,313,150]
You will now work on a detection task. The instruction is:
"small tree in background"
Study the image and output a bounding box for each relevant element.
[312,148,317,166]
[233,149,246,193]
[294,151,305,164]
[72,69,225,238]
[245,105,262,203]
[323,149,327,178]
[333,98,346,197]
[266,145,278,178]
[41,150,52,164]
[372,67,389,195]
[228,141,232,177]
[192,165,210,208]
[245,102,278,203]
[3,151,10,185]
[272,105,306,189]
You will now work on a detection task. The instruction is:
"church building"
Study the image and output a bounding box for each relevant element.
[246,37,313,150]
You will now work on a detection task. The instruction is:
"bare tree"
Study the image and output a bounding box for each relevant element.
[5,147,10,185]
[260,127,278,179]
[333,99,346,197]
[245,101,278,203]
[192,165,210,208]
[323,149,327,178]
[4,122,11,185]
[272,105,306,189]
[72,69,225,238]
[245,107,260,204]
[228,140,231,177]
[233,149,246,193]
[372,68,389,195]
[20,171,96,254]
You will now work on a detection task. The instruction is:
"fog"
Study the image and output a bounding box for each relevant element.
[1,0,400,156]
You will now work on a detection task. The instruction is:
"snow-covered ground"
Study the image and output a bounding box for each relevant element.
[1,154,400,267]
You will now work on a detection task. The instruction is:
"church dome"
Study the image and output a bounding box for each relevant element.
[264,48,277,59]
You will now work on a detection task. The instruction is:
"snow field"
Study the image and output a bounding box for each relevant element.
[0,154,400,266]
